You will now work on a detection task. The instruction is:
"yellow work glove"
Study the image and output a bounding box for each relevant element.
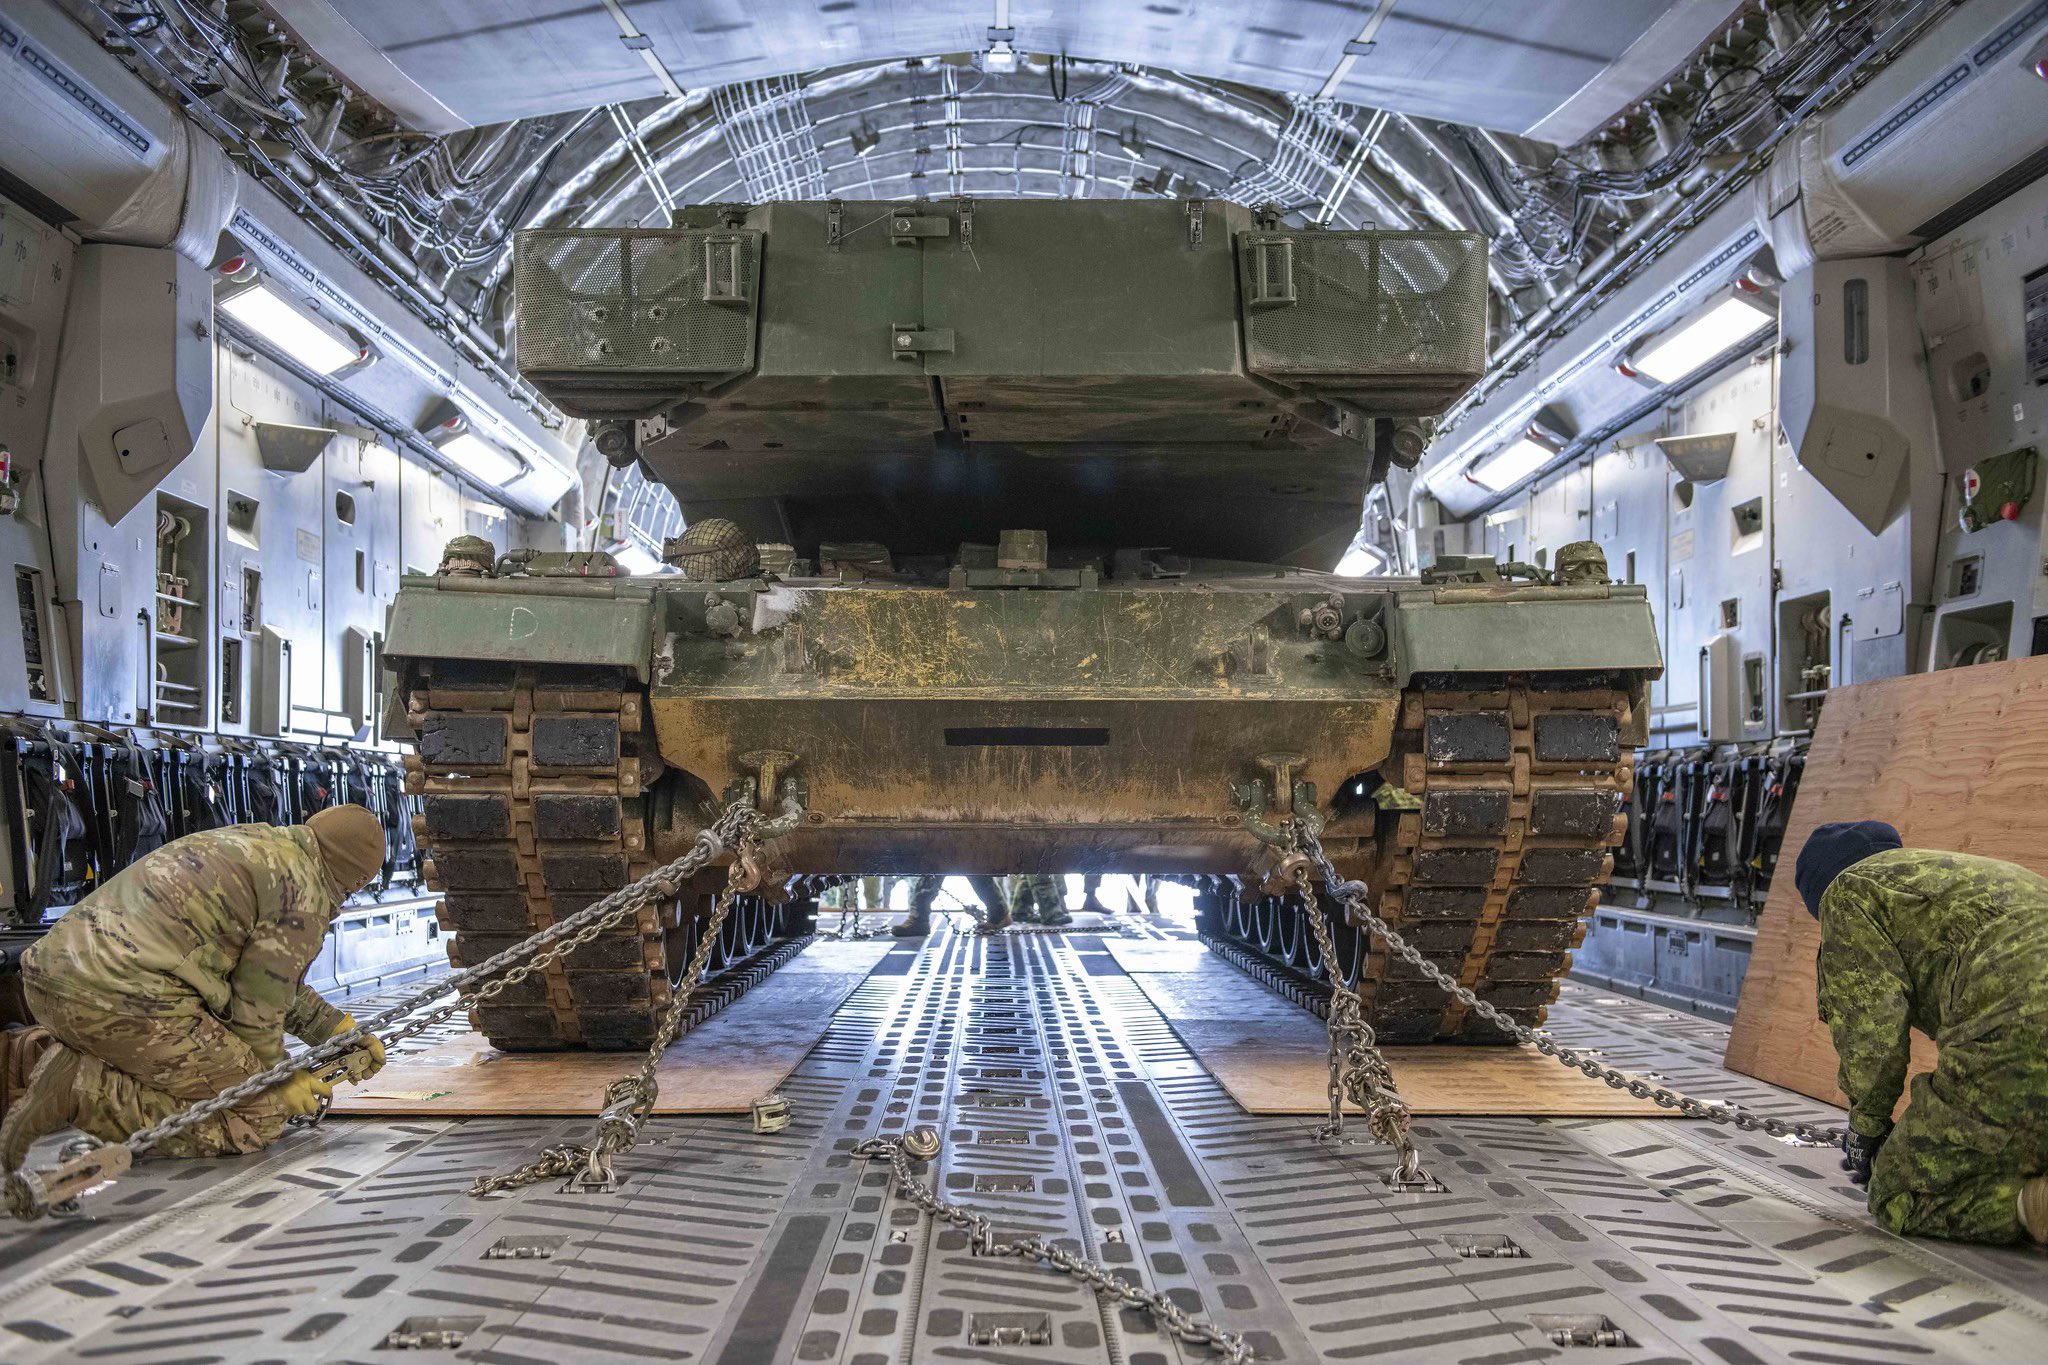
[275,1069,334,1118]
[330,1015,387,1082]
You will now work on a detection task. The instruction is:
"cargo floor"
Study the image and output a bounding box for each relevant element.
[2,917,2043,1364]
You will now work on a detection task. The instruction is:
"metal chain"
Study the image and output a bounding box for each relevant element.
[853,1133,1253,1365]
[1289,866,1435,1187]
[471,847,758,1197]
[6,801,777,1218]
[1290,820,1847,1145]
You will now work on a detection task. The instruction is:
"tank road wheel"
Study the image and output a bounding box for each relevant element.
[406,661,688,1052]
[1220,892,1252,942]
[1361,675,1634,1042]
[1252,897,1283,957]
[1328,913,1367,990]
[1274,895,1308,970]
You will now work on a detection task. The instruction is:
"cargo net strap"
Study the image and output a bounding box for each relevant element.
[4,791,804,1221]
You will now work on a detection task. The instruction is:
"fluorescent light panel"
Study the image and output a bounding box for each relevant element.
[438,430,525,488]
[612,543,663,575]
[1334,544,1388,577]
[1631,295,1772,385]
[1468,437,1555,492]
[219,284,361,376]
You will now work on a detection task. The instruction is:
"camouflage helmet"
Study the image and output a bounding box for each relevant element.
[1555,540,1610,586]
[437,535,496,578]
[664,518,760,582]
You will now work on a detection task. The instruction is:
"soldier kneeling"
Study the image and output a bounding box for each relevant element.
[0,806,390,1168]
[1799,821,2048,1244]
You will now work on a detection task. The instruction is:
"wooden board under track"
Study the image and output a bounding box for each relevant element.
[1105,940,1671,1117]
[1724,656,2048,1106]
[330,938,899,1116]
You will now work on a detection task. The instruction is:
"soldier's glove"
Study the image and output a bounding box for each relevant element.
[331,1014,387,1082]
[1841,1129,1887,1188]
[275,1069,335,1118]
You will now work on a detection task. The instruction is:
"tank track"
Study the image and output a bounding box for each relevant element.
[403,661,778,1051]
[1210,675,1632,1042]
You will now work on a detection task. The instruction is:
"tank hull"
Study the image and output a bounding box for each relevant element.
[388,569,1661,1047]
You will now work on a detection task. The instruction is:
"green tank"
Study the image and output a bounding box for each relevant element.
[383,199,1664,1051]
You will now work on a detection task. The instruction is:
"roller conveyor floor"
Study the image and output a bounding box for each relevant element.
[1,916,2043,1364]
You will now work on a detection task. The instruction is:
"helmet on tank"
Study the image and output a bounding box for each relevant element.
[663,519,760,582]
[437,535,496,577]
[1555,540,1610,586]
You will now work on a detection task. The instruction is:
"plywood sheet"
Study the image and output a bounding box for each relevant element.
[1108,941,1671,1117]
[1725,657,2048,1105]
[330,938,899,1116]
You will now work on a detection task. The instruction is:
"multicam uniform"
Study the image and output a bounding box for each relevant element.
[1816,848,2048,1243]
[1008,874,1066,922]
[15,825,351,1158]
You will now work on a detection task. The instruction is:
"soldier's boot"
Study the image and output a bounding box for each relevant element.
[1079,876,1110,915]
[0,1043,81,1172]
[892,883,945,936]
[981,899,1014,932]
[1025,896,1073,928]
[2021,1176,2048,1244]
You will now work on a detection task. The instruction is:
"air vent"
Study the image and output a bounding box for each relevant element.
[944,726,1109,747]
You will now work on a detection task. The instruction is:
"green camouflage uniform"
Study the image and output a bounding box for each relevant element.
[1816,848,2048,1243]
[1009,874,1065,921]
[19,824,349,1157]
[964,876,1010,925]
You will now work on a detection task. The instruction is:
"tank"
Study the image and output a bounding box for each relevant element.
[383,200,1664,1051]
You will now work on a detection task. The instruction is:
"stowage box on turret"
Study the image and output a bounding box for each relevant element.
[384,200,1663,1051]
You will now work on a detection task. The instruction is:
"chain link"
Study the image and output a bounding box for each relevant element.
[1289,820,1847,1146]
[472,846,759,1197]
[853,1134,1253,1365]
[1289,862,1434,1186]
[7,802,772,1218]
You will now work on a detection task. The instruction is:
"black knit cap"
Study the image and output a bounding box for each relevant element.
[1794,820,1902,918]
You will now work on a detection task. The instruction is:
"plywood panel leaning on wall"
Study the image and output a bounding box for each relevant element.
[1724,657,2048,1104]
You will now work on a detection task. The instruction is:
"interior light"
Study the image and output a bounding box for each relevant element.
[218,282,366,376]
[1627,294,1773,385]
[612,542,664,576]
[979,28,1020,73]
[428,420,526,489]
[1468,437,1556,492]
[1334,543,1388,577]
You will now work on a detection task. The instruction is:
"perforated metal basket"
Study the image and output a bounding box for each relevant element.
[1237,229,1488,413]
[513,228,762,417]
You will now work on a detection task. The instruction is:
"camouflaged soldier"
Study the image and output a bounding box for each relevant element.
[891,874,946,937]
[0,807,391,1169]
[1797,821,2048,1245]
[1008,874,1073,928]
[893,875,1027,935]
